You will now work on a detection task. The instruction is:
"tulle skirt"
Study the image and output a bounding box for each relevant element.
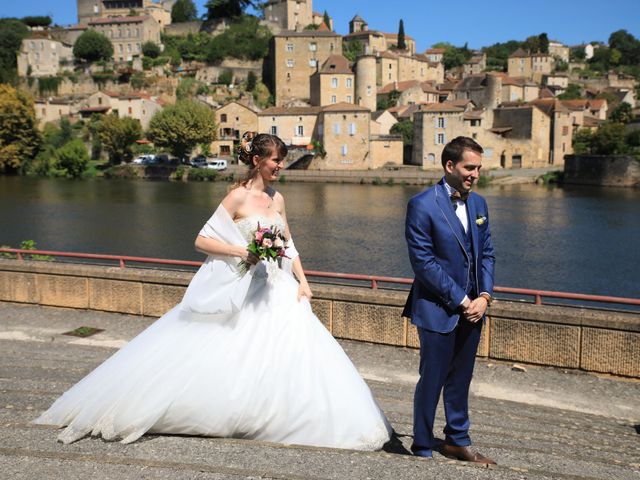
[34,267,392,450]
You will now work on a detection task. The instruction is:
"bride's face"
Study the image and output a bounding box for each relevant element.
[254,147,285,182]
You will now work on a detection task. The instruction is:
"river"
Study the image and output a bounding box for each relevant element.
[1,176,639,299]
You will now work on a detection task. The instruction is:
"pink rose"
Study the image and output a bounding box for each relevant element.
[255,231,264,242]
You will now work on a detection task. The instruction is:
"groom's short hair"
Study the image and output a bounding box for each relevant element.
[441,136,484,168]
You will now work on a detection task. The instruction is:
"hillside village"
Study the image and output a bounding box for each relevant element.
[3,0,640,175]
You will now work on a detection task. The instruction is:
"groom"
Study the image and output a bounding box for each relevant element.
[403,136,496,464]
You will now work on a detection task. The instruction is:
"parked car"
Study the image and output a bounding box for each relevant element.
[205,160,228,171]
[133,154,155,165]
[155,154,170,165]
[190,155,208,168]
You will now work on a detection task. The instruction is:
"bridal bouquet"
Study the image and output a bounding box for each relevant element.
[238,223,288,275]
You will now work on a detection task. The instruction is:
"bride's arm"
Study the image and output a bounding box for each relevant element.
[194,189,258,263]
[277,193,312,301]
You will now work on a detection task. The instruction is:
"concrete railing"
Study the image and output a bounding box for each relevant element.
[1,259,638,378]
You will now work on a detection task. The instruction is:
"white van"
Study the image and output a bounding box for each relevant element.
[205,160,228,171]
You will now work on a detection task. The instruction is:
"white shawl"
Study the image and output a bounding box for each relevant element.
[179,205,299,322]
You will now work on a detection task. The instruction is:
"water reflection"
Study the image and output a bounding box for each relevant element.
[1,177,638,299]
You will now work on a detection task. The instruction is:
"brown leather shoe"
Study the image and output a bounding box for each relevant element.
[439,444,496,465]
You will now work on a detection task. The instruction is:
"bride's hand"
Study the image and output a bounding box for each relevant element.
[297,282,313,302]
[237,247,260,265]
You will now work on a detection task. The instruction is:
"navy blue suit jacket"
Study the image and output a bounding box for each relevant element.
[403,179,495,334]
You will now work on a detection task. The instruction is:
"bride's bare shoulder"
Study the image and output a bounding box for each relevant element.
[222,186,249,213]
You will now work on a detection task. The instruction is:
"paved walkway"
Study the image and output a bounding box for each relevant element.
[1,303,639,479]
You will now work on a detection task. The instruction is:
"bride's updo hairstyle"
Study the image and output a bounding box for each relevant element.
[234,131,287,188]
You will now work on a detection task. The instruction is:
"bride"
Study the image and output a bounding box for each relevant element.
[35,132,392,450]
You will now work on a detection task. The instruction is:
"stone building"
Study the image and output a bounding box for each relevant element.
[343,15,416,55]
[378,80,439,107]
[258,106,321,147]
[412,98,571,170]
[17,37,73,77]
[88,16,162,62]
[272,29,342,106]
[76,0,173,27]
[310,55,355,106]
[424,48,445,63]
[82,90,163,128]
[263,0,313,31]
[548,40,570,63]
[463,52,486,77]
[212,101,259,157]
[508,48,554,83]
[315,103,373,169]
[34,98,76,126]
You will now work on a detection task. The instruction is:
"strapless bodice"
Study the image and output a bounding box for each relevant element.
[235,213,285,243]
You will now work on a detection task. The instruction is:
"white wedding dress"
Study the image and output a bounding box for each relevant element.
[35,207,392,450]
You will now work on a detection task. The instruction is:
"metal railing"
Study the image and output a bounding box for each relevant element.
[1,248,639,308]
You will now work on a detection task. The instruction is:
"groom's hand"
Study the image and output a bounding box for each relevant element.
[463,297,488,323]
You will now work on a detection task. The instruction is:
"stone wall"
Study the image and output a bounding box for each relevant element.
[1,259,638,377]
[564,154,640,187]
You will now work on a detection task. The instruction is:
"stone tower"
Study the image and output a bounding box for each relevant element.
[77,0,102,24]
[349,15,367,34]
[263,0,313,31]
[355,54,377,112]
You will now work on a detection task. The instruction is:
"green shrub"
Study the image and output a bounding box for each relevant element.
[372,176,383,185]
[188,168,218,181]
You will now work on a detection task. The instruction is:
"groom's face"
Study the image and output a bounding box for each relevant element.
[445,149,483,193]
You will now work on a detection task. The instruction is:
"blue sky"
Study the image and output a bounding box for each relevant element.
[1,0,638,51]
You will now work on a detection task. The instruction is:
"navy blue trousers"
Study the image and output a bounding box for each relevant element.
[412,319,482,454]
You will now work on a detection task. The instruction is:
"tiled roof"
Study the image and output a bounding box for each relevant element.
[321,102,370,112]
[88,16,150,25]
[351,15,366,22]
[260,106,321,116]
[383,32,415,41]
[583,116,605,127]
[420,102,464,113]
[378,80,420,94]
[276,30,340,38]
[424,48,446,54]
[588,99,606,110]
[560,99,589,111]
[463,109,485,120]
[318,54,352,74]
[343,30,384,39]
[509,48,528,58]
[538,88,555,98]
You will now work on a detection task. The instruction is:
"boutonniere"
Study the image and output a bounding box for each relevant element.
[476,215,487,226]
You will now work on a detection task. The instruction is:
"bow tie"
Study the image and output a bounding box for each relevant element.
[450,190,469,202]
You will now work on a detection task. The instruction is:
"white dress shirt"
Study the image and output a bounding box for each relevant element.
[443,179,468,233]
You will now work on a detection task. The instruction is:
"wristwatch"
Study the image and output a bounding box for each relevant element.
[479,293,493,305]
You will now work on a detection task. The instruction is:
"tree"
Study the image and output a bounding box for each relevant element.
[0,84,41,174]
[323,10,331,30]
[205,16,271,63]
[73,29,114,63]
[246,70,257,91]
[205,0,254,20]
[557,83,582,100]
[538,33,549,54]
[21,16,52,28]
[608,29,640,65]
[482,40,522,71]
[572,128,593,155]
[442,43,471,70]
[172,0,198,23]
[609,102,633,124]
[377,89,401,110]
[147,100,217,159]
[55,139,89,178]
[569,46,586,62]
[390,120,413,145]
[218,69,233,85]
[342,39,364,62]
[397,19,406,50]
[98,114,142,164]
[142,41,161,58]
[0,18,29,83]
[591,122,627,155]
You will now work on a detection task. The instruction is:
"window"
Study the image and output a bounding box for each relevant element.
[348,123,356,135]
[333,123,341,134]
[220,114,227,122]
[437,117,445,128]
[346,95,352,103]
[270,126,278,135]
[287,59,294,68]
[346,78,352,88]
[296,125,304,136]
[470,119,481,127]
[341,144,348,156]
[286,72,291,80]
[331,95,337,103]
[562,126,569,136]
[309,42,317,51]
[128,107,132,114]
[286,43,294,52]
[309,59,317,67]
[428,153,436,164]
[436,133,445,145]
[331,77,338,88]
[484,148,493,157]
[367,85,372,96]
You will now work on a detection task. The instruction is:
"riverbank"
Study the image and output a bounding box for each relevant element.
[101,163,559,186]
